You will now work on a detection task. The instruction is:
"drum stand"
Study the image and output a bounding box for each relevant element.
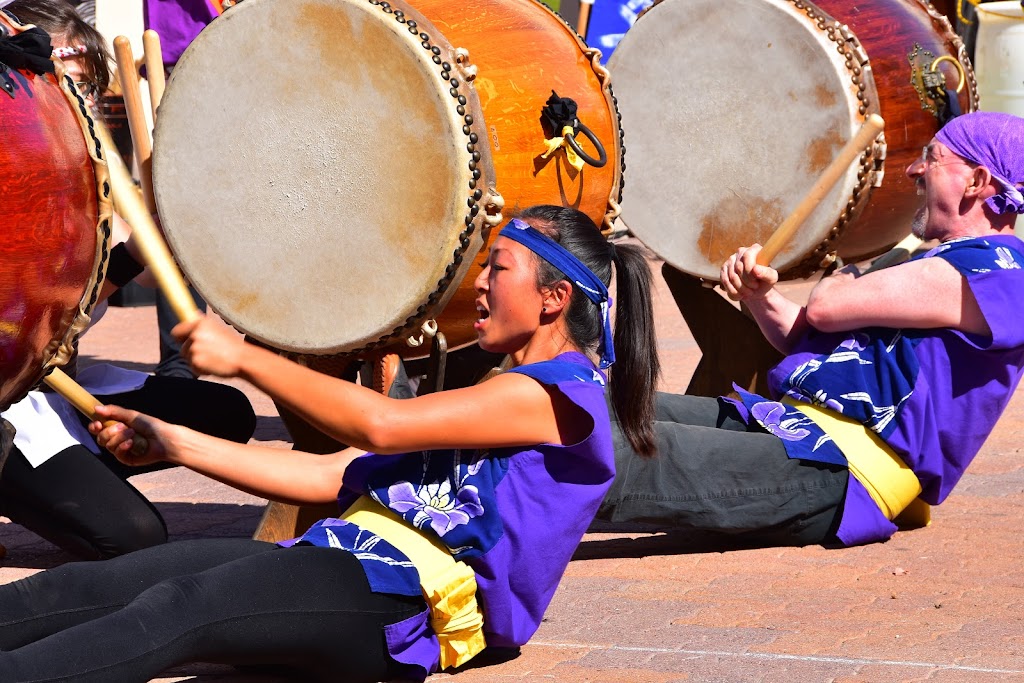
[251,337,504,543]
[662,264,784,399]
[250,352,398,543]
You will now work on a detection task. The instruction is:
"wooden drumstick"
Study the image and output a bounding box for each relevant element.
[113,35,155,213]
[43,368,150,455]
[862,233,926,275]
[757,114,886,267]
[105,151,203,325]
[577,0,595,40]
[142,30,165,120]
[88,112,201,323]
[92,115,138,218]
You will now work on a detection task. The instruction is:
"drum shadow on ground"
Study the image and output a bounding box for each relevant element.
[0,502,267,570]
[77,355,157,375]
[252,415,290,444]
[160,649,525,681]
[576,520,810,560]
[156,649,525,681]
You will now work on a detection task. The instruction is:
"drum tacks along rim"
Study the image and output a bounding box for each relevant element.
[153,0,503,356]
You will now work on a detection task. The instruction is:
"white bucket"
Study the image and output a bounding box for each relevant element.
[973,1,1024,234]
[975,1,1024,116]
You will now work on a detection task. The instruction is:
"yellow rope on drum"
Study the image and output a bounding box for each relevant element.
[541,125,586,172]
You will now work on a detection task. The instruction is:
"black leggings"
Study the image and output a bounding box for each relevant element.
[0,376,256,560]
[0,538,426,682]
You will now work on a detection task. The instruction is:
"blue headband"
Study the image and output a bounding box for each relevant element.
[498,218,615,369]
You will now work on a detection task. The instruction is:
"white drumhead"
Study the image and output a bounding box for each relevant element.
[154,0,477,353]
[609,0,866,279]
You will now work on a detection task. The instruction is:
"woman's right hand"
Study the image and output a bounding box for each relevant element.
[90,405,172,467]
[174,316,248,378]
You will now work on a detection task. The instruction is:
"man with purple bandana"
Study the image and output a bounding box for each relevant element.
[598,111,1024,548]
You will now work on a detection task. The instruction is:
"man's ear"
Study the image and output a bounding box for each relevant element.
[542,280,572,316]
[965,165,993,199]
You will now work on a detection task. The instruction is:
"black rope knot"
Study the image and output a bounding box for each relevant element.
[0,25,55,76]
[540,90,579,137]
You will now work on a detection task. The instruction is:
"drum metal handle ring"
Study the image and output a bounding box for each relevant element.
[929,56,966,94]
[564,122,608,168]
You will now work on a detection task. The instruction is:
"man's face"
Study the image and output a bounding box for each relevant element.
[905,140,976,240]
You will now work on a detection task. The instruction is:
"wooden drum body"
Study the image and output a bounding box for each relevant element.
[153,0,622,358]
[403,0,623,345]
[609,0,975,280]
[0,13,111,410]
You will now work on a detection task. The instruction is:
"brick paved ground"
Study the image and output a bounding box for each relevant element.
[3,260,1024,682]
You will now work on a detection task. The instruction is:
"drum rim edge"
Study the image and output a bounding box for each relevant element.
[610,0,884,281]
[152,0,502,358]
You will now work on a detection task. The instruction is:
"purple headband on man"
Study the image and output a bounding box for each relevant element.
[935,111,1024,215]
[499,218,615,368]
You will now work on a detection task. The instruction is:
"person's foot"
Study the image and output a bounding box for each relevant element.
[365,354,415,399]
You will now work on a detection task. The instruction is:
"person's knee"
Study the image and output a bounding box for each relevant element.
[202,384,257,443]
[224,393,257,444]
[89,512,168,560]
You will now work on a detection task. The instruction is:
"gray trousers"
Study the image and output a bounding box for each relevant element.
[597,393,848,547]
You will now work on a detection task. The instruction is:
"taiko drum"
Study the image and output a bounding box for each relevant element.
[609,0,976,280]
[0,12,110,410]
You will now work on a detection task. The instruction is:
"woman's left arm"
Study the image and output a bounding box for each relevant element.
[92,403,362,505]
[361,372,583,452]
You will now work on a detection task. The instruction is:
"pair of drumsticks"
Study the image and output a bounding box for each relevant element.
[44,31,202,453]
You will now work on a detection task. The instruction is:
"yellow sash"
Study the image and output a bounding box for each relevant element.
[341,496,486,669]
[782,398,930,527]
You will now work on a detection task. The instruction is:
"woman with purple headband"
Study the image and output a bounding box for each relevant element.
[0,205,659,682]
[599,111,1024,549]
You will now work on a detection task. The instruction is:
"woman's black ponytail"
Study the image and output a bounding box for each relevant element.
[520,205,659,456]
[606,241,659,456]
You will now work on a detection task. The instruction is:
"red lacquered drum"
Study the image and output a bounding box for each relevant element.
[152,0,622,357]
[0,13,111,410]
[608,0,976,280]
